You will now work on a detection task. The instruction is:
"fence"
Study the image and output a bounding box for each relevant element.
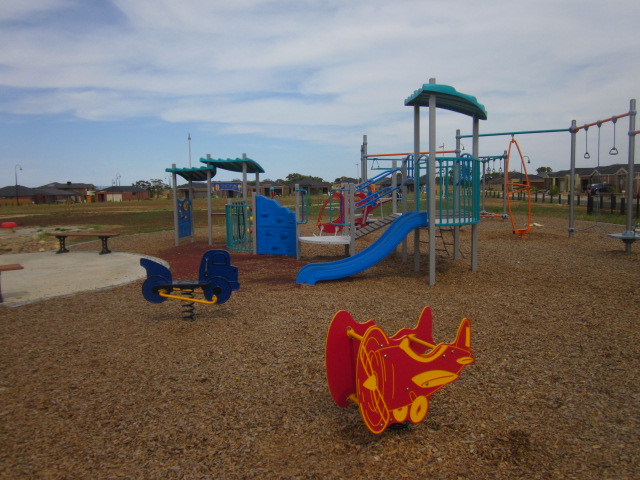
[483,190,640,218]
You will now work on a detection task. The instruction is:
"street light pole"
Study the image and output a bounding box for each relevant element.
[188,133,192,168]
[14,164,22,207]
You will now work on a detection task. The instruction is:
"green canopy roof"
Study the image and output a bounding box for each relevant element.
[200,157,265,174]
[404,83,487,120]
[165,165,216,182]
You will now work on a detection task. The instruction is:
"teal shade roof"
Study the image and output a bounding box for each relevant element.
[165,166,216,182]
[200,157,265,174]
[404,83,487,120]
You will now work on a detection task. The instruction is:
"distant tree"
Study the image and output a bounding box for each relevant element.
[536,166,553,174]
[285,173,324,184]
[133,179,168,198]
[133,180,151,191]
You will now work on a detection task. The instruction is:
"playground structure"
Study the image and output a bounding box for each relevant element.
[459,99,639,251]
[297,79,486,286]
[166,154,265,248]
[325,306,474,434]
[139,249,240,321]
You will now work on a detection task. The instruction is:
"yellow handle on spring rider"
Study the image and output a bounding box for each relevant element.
[158,289,218,305]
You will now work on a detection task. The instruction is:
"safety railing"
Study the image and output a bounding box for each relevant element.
[225,200,253,252]
[420,155,480,226]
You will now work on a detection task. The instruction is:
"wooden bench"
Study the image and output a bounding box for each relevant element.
[48,232,119,255]
[0,264,24,303]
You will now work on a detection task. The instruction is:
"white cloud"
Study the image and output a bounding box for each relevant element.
[0,0,639,187]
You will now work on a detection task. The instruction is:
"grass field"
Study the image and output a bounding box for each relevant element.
[1,191,635,238]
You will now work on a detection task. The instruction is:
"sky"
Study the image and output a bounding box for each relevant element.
[1,0,639,188]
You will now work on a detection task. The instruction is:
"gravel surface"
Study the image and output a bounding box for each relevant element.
[1,217,639,479]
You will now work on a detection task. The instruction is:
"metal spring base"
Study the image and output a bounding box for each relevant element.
[180,289,196,321]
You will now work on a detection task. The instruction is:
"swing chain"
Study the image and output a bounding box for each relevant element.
[583,125,590,159]
[609,116,619,155]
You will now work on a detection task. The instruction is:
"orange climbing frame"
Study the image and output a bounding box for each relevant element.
[505,138,532,238]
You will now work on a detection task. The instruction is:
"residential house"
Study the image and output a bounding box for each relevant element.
[96,185,150,202]
[0,185,75,205]
[546,163,639,194]
[38,182,96,202]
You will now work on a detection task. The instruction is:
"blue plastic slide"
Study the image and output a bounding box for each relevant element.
[296,211,429,285]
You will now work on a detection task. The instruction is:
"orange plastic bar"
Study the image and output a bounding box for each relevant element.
[407,334,436,350]
[573,112,630,131]
[367,150,456,157]
[631,130,640,136]
[346,327,363,341]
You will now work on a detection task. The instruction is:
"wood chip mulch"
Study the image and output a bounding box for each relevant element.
[1,218,638,479]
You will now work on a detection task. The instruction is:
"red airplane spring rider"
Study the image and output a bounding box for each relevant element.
[325,307,474,434]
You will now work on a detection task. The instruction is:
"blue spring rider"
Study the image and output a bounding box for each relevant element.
[140,249,240,320]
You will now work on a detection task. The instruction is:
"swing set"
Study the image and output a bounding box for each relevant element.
[505,137,532,237]
[478,140,532,237]
[459,98,639,251]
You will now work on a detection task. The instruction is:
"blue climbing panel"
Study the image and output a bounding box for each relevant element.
[255,196,297,257]
[178,198,192,239]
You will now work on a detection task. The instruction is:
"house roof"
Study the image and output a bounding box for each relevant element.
[38,182,95,189]
[296,179,331,187]
[0,185,80,197]
[549,163,639,177]
[0,185,41,197]
[99,186,147,193]
[38,188,75,196]
[404,83,487,120]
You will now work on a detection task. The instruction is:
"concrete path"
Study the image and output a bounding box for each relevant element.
[0,251,166,307]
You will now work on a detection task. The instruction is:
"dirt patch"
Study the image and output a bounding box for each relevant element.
[1,218,639,479]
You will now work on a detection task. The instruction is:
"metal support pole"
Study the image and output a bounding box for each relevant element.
[392,159,398,215]
[348,183,356,256]
[624,99,637,252]
[295,184,301,259]
[471,117,480,272]
[171,165,179,246]
[401,152,408,262]
[414,104,422,274]
[427,85,437,285]
[569,120,577,237]
[207,169,212,245]
[242,154,248,203]
[252,193,257,255]
[502,150,508,217]
[361,135,368,183]
[188,179,195,242]
[454,130,462,260]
